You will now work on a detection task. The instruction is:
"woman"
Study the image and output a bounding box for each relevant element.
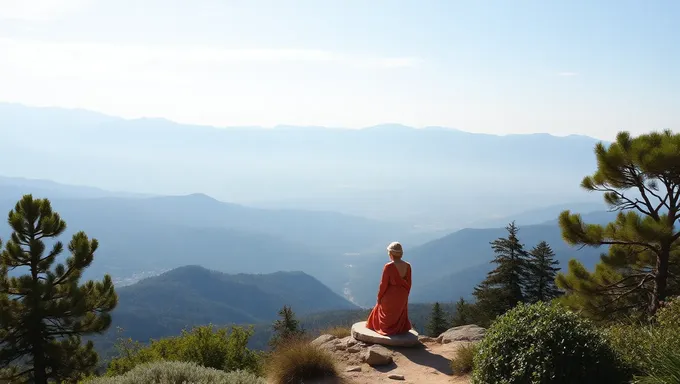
[366,241,412,335]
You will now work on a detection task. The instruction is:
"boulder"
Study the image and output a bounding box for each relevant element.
[311,334,337,347]
[363,345,393,366]
[436,325,486,344]
[351,321,420,347]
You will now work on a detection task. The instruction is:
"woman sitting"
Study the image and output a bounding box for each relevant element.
[366,241,412,336]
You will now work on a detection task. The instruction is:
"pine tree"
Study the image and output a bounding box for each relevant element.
[425,302,448,337]
[524,241,561,303]
[558,131,680,317]
[472,221,529,321]
[451,297,477,327]
[0,195,118,383]
[269,305,304,349]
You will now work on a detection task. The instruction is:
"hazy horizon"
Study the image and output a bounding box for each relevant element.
[2,0,678,141]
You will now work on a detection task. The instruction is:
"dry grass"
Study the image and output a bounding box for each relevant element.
[319,326,352,339]
[450,342,478,376]
[266,339,339,384]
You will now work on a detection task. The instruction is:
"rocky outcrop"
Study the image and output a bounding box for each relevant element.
[436,324,486,344]
[351,321,420,347]
[363,345,394,366]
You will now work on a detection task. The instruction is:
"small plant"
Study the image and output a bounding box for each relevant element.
[84,361,265,384]
[471,301,629,384]
[450,342,478,376]
[266,339,338,384]
[319,326,351,339]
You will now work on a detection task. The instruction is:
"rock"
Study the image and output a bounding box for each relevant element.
[388,374,405,380]
[437,325,486,344]
[343,336,358,347]
[311,334,337,347]
[347,346,362,353]
[363,345,393,366]
[418,336,435,343]
[319,339,345,352]
[351,321,420,347]
[345,366,362,372]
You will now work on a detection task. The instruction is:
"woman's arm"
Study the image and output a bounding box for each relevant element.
[376,264,390,303]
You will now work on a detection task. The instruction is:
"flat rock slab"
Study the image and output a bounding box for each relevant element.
[351,321,420,347]
[437,324,486,344]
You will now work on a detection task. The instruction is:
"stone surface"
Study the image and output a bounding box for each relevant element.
[418,336,435,343]
[363,345,393,366]
[345,366,362,372]
[311,334,337,347]
[388,374,405,380]
[436,324,486,344]
[351,321,420,347]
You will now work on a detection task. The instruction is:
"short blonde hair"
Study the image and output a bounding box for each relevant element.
[387,242,403,259]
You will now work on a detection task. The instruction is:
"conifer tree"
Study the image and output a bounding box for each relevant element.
[473,221,529,321]
[451,297,477,327]
[425,302,449,337]
[269,305,304,349]
[558,130,680,317]
[524,241,561,303]
[0,195,118,383]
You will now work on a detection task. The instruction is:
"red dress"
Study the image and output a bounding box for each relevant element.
[366,262,412,335]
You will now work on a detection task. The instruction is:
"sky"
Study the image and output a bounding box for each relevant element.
[0,0,678,140]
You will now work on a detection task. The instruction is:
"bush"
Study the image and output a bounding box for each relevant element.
[84,361,265,384]
[319,326,351,339]
[471,301,628,384]
[450,342,478,376]
[107,325,261,376]
[608,296,680,383]
[266,339,338,384]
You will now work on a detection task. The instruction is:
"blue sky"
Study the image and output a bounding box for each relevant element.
[0,0,678,139]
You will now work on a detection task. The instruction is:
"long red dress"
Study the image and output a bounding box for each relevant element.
[366,262,412,335]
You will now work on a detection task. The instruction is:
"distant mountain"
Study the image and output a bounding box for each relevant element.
[0,102,606,228]
[91,266,357,353]
[346,220,606,306]
[466,201,607,228]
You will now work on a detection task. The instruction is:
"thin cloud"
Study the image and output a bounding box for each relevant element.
[558,71,578,77]
[0,38,422,71]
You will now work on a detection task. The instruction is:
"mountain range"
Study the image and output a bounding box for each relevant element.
[0,102,606,229]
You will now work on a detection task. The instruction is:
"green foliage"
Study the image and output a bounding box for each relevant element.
[559,130,680,317]
[450,343,478,376]
[606,297,680,382]
[84,361,265,384]
[473,222,529,323]
[524,241,561,303]
[0,195,117,384]
[425,302,449,337]
[471,302,628,384]
[451,297,474,327]
[106,325,261,377]
[266,339,337,384]
[269,306,305,349]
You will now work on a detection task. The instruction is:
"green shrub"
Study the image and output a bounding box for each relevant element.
[450,342,478,376]
[471,301,628,384]
[84,361,265,384]
[635,348,680,384]
[107,325,261,376]
[266,339,338,384]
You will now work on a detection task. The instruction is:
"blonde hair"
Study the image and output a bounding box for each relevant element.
[387,242,404,260]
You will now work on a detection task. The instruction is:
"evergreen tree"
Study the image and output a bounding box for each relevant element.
[558,130,680,317]
[425,302,448,337]
[524,241,561,303]
[0,195,118,383]
[269,305,304,349]
[473,221,529,321]
[451,297,477,327]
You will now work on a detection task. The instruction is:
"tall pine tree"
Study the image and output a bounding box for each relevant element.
[473,221,529,322]
[451,297,474,327]
[559,130,680,317]
[425,302,448,337]
[524,241,561,303]
[0,195,118,383]
[269,305,304,349]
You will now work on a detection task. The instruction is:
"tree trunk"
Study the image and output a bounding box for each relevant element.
[652,243,670,314]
